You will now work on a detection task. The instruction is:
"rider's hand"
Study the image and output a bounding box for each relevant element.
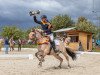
[47,23,52,29]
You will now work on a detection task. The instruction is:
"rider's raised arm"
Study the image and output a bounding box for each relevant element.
[33,16,42,24]
[47,22,53,29]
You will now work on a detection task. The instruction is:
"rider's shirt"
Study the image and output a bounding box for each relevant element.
[33,16,52,35]
[5,39,9,45]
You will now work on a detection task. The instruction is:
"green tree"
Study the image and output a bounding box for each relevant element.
[75,16,97,33]
[1,26,23,40]
[20,26,40,40]
[50,14,74,30]
[77,16,87,22]
[96,27,100,39]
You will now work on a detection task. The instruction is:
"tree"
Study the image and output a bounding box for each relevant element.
[1,26,23,40]
[77,16,87,22]
[50,14,74,30]
[14,26,41,40]
[75,16,97,34]
[96,27,100,40]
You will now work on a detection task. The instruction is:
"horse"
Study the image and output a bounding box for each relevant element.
[33,29,77,68]
[9,37,15,51]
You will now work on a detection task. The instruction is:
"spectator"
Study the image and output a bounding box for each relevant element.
[4,37,9,54]
[18,38,22,51]
[78,40,84,51]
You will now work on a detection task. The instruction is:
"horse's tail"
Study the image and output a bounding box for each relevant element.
[66,47,77,60]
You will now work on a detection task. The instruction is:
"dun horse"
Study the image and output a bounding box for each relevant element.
[33,29,76,68]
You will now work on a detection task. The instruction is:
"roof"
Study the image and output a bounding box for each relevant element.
[53,27,93,34]
[53,27,76,33]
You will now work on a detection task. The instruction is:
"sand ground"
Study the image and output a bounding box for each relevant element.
[0,48,100,75]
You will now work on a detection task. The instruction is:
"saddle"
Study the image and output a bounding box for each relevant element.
[48,40,60,55]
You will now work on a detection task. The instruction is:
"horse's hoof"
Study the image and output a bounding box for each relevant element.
[58,66,62,69]
[68,65,71,68]
[38,62,42,67]
[35,53,37,56]
[38,64,42,67]
[38,64,42,68]
[54,66,61,69]
[42,59,45,62]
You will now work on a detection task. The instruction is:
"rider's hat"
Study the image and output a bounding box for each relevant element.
[41,15,47,19]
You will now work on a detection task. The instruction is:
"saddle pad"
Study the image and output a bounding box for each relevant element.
[37,37,49,45]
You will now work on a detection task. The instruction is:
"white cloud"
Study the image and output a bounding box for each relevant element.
[31,0,63,11]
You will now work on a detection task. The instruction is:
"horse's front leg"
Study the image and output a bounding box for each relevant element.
[35,52,41,61]
[36,45,43,60]
[38,61,42,67]
[38,55,44,67]
[38,50,49,67]
[35,51,45,61]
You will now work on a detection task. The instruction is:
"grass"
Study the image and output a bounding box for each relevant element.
[93,46,100,52]
[93,49,100,52]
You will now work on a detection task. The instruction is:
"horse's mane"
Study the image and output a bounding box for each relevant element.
[35,29,44,36]
[35,29,43,32]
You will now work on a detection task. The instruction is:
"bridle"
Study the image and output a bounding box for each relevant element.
[33,30,43,44]
[34,29,50,45]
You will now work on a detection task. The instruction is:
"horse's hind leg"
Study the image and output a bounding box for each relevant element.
[63,52,71,68]
[52,51,63,68]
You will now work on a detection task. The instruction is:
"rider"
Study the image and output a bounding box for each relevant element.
[33,15,57,53]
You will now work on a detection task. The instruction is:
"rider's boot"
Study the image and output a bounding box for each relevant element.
[50,41,57,53]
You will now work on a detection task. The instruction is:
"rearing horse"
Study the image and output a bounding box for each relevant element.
[34,29,77,68]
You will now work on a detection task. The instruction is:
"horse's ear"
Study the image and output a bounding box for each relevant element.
[34,29,36,31]
[41,30,43,33]
[37,29,43,32]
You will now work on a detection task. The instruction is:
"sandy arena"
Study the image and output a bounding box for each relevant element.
[0,48,100,75]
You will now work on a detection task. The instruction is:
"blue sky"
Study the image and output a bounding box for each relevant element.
[0,0,100,29]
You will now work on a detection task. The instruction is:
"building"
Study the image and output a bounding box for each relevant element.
[54,27,93,51]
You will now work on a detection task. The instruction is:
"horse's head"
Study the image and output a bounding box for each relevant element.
[28,28,43,42]
[28,28,50,45]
